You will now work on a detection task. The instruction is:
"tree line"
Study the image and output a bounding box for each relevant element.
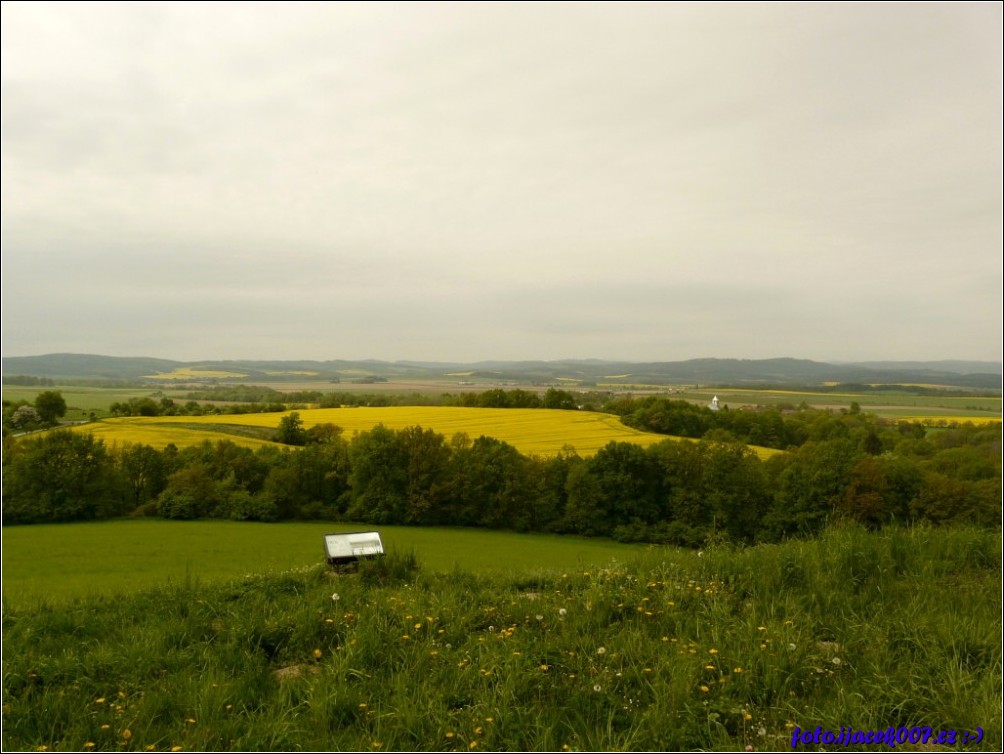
[2,410,999,544]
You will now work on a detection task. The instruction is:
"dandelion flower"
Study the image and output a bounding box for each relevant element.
[313,648,322,659]
[733,667,743,673]
[83,744,95,750]
[699,685,710,693]
[171,747,184,752]
[446,732,455,739]
[596,646,607,655]
[95,698,106,704]
[122,730,132,741]
[708,648,718,654]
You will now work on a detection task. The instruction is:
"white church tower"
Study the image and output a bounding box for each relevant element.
[709,395,720,411]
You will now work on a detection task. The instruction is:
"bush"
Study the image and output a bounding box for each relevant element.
[357,548,420,586]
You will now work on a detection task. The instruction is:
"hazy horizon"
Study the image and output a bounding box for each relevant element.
[3,3,1001,363]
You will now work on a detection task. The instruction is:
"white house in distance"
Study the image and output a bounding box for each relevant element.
[709,395,720,411]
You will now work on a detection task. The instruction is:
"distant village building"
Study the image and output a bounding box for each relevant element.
[709,395,720,411]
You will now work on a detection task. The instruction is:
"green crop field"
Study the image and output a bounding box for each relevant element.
[0,520,651,608]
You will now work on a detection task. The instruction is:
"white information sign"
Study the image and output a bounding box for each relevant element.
[324,531,384,562]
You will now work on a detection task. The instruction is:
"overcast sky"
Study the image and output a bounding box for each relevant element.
[2,2,1001,363]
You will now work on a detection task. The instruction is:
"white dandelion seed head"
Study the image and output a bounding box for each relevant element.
[558,608,567,616]
[535,614,543,621]
[593,684,602,692]
[331,593,340,602]
[832,657,841,666]
[788,643,797,651]
[596,646,607,655]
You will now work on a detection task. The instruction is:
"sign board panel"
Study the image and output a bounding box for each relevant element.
[324,531,384,564]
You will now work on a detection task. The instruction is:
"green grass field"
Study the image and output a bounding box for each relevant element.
[675,387,1001,417]
[2,386,173,421]
[3,524,999,751]
[1,520,651,608]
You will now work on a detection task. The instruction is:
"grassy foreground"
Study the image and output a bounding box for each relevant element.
[3,525,1000,751]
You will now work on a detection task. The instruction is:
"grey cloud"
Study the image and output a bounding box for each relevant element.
[2,2,1000,361]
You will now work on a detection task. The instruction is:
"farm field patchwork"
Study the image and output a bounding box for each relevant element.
[143,367,250,380]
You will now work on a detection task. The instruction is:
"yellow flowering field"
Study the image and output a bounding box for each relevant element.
[68,420,276,450]
[63,407,780,458]
[895,415,1002,426]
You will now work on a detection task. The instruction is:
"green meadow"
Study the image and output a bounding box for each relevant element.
[2,524,1000,751]
[1,520,649,608]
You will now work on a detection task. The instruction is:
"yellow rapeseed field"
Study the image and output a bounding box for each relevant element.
[67,420,276,450]
[896,415,1002,426]
[61,407,781,458]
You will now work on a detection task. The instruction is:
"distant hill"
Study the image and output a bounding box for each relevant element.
[2,353,1000,390]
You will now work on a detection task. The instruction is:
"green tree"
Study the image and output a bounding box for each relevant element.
[119,443,168,509]
[2,430,125,523]
[347,424,409,523]
[34,391,67,424]
[274,412,308,446]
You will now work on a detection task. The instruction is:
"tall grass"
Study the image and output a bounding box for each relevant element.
[3,525,1000,751]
